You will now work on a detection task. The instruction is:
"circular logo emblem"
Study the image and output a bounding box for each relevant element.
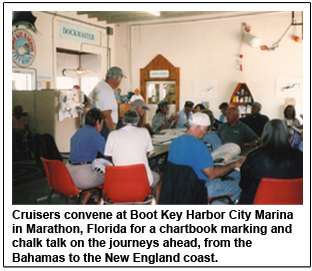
[12,29,36,67]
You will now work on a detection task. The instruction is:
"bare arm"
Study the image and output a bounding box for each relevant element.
[159,113,180,131]
[202,158,245,180]
[245,136,261,148]
[103,110,114,131]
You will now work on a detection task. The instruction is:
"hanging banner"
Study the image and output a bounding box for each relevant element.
[60,22,97,45]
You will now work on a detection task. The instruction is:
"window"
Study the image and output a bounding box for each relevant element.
[12,68,36,90]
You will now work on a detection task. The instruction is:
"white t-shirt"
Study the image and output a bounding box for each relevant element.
[89,80,118,123]
[130,94,144,103]
[104,125,154,185]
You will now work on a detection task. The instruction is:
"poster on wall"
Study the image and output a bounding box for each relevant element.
[58,89,83,121]
[194,80,217,98]
[275,77,303,97]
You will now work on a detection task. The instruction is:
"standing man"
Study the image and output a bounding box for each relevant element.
[89,66,126,140]
[217,106,260,150]
[241,102,269,137]
[152,99,179,134]
[176,101,194,129]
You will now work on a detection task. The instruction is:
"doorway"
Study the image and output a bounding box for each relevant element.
[140,54,180,125]
[145,81,176,125]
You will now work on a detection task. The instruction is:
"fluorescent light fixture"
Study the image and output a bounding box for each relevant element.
[146,11,160,17]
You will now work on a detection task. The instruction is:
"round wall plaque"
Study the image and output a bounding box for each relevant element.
[12,29,36,67]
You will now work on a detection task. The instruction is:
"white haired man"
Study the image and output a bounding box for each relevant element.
[167,112,244,203]
[89,66,126,140]
[105,109,161,197]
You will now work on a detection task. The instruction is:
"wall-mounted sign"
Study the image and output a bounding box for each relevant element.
[150,70,169,78]
[12,29,36,67]
[60,22,97,45]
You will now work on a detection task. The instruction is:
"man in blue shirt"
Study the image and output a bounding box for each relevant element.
[176,101,194,129]
[168,112,244,203]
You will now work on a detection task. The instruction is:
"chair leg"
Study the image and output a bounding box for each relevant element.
[47,189,53,204]
[154,178,163,204]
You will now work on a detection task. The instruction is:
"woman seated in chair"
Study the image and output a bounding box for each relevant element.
[66,108,106,204]
[238,119,303,204]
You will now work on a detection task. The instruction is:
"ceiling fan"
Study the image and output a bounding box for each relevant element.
[62,53,94,76]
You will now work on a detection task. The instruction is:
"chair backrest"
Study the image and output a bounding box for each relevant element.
[103,164,151,203]
[158,161,208,204]
[253,177,303,205]
[41,133,63,161]
[40,157,80,198]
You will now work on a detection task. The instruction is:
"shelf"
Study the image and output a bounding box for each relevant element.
[229,82,254,106]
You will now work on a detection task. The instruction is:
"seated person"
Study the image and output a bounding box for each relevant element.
[193,103,205,113]
[105,109,161,198]
[176,101,194,129]
[241,102,269,137]
[201,109,222,151]
[282,104,301,140]
[239,119,303,204]
[130,88,144,103]
[115,88,123,105]
[152,99,179,134]
[201,109,220,130]
[167,112,245,203]
[116,99,152,132]
[66,108,106,204]
[218,102,229,123]
[12,105,34,158]
[217,106,260,151]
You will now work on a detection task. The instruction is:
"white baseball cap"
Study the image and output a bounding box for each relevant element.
[189,112,210,127]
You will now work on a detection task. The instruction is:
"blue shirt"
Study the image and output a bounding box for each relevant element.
[219,114,226,123]
[202,132,222,151]
[69,125,106,163]
[176,109,192,129]
[115,93,122,100]
[168,134,214,182]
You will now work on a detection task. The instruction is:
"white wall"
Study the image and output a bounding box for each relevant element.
[114,11,305,122]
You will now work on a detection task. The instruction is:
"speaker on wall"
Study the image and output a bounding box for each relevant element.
[107,27,113,35]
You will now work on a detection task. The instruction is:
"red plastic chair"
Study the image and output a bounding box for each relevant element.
[103,164,153,204]
[253,178,303,205]
[41,157,102,204]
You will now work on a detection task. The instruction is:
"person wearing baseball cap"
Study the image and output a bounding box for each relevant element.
[162,112,244,204]
[151,99,180,134]
[116,99,151,131]
[89,66,126,140]
[176,100,194,129]
[130,88,144,103]
[241,102,269,137]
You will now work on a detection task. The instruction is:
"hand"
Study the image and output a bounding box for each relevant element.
[169,113,180,122]
[234,157,245,168]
